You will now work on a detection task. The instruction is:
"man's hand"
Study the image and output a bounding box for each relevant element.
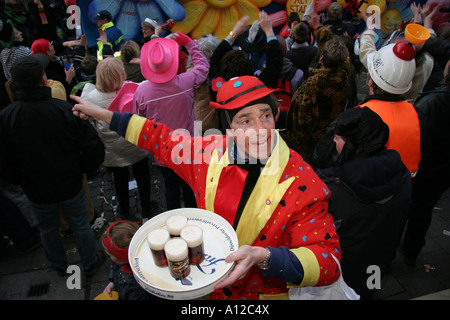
[71,95,113,123]
[214,245,268,290]
[259,10,274,37]
[227,15,250,42]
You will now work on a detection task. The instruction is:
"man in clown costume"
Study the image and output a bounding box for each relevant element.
[71,74,341,300]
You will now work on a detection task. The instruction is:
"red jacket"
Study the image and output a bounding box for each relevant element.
[118,114,341,300]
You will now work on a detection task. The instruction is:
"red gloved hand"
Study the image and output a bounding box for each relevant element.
[174,32,192,46]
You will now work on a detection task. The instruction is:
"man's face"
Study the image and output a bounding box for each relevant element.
[13,28,23,42]
[142,26,154,38]
[229,103,276,160]
[97,18,108,28]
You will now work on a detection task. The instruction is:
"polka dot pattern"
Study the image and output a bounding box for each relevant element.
[133,118,341,300]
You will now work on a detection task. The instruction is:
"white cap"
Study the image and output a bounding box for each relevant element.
[166,214,188,236]
[164,238,188,261]
[147,228,170,250]
[180,225,203,247]
[367,43,416,95]
[142,18,158,29]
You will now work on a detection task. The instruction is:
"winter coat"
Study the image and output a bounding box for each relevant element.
[109,263,157,300]
[414,85,450,186]
[81,83,148,168]
[317,149,411,300]
[286,61,352,163]
[0,86,104,203]
[132,39,209,136]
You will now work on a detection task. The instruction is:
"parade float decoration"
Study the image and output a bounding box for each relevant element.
[171,0,272,40]
[76,0,434,46]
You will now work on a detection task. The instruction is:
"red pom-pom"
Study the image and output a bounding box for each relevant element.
[393,41,416,61]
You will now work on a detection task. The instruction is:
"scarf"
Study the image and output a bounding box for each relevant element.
[35,0,48,25]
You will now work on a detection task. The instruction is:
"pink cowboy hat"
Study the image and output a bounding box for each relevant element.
[140,37,179,83]
[108,82,139,113]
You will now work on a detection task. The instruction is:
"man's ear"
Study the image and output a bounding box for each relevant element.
[40,73,47,86]
[367,76,375,95]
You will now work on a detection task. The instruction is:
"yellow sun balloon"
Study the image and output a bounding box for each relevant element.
[172,0,272,40]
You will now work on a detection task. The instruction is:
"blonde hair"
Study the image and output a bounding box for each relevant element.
[95,57,126,93]
[109,221,139,249]
[120,40,141,64]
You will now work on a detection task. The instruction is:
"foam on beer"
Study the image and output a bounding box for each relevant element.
[147,228,170,250]
[180,225,203,247]
[164,238,188,261]
[166,214,188,236]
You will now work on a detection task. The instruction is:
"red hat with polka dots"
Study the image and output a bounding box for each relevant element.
[210,76,278,111]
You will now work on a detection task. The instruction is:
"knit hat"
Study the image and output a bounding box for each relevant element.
[10,54,49,89]
[31,38,50,55]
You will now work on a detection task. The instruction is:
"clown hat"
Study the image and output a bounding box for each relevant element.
[108,82,138,113]
[140,38,179,83]
[367,41,416,95]
[210,76,278,111]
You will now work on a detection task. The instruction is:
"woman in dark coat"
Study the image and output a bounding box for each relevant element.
[316,107,412,300]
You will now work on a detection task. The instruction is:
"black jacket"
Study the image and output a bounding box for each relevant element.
[316,149,411,300]
[109,263,159,300]
[414,85,450,186]
[210,37,283,90]
[0,86,104,203]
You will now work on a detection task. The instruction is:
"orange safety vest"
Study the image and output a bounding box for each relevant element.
[359,100,421,177]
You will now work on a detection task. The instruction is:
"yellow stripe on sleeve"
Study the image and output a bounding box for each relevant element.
[289,247,320,287]
[125,115,147,146]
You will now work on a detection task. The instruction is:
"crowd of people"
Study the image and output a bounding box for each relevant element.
[0,0,449,301]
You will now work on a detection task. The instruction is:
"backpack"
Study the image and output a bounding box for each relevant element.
[275,78,293,112]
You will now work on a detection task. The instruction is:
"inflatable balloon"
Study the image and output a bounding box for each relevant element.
[269,10,288,28]
[315,0,332,13]
[286,0,312,17]
[82,0,186,46]
[381,7,401,33]
[286,0,331,18]
[172,0,272,40]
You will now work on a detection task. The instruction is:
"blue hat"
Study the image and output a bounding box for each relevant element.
[95,10,112,21]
